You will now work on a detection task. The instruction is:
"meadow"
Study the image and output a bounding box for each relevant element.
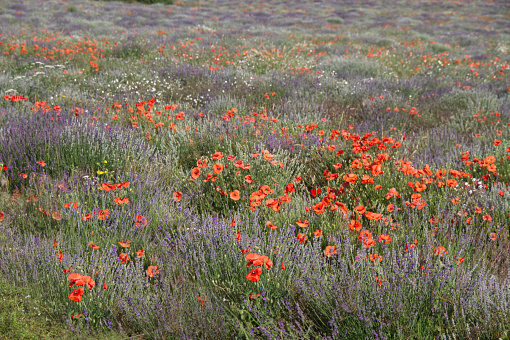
[0,0,509,338]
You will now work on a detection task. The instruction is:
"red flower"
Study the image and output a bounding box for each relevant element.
[36,160,46,167]
[133,215,147,228]
[68,288,84,302]
[324,246,337,257]
[146,265,160,277]
[118,253,129,263]
[246,268,262,282]
[173,191,182,202]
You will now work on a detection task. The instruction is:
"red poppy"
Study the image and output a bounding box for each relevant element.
[191,167,201,179]
[68,288,84,302]
[314,229,322,238]
[343,173,358,184]
[246,268,262,282]
[19,173,28,179]
[51,211,62,221]
[324,245,337,257]
[310,188,321,197]
[245,175,253,183]
[118,253,129,263]
[97,209,109,220]
[354,205,366,214]
[266,221,277,230]
[446,179,457,188]
[114,197,129,205]
[348,220,362,231]
[136,249,144,258]
[230,190,241,201]
[434,246,448,256]
[36,160,46,167]
[295,218,309,228]
[284,183,295,194]
[246,253,260,267]
[133,215,147,228]
[213,163,224,174]
[146,265,160,277]
[173,191,182,202]
[312,201,325,214]
[0,211,4,222]
[118,238,131,248]
[378,234,391,244]
[197,158,209,168]
[365,211,383,221]
[482,214,492,221]
[296,233,307,244]
[489,232,497,241]
[88,241,99,250]
[212,152,223,160]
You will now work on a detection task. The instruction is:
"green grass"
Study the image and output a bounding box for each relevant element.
[0,278,132,340]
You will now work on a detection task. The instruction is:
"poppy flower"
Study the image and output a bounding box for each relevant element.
[446,179,457,187]
[118,253,129,263]
[0,211,4,222]
[51,211,62,221]
[36,160,46,167]
[229,190,241,201]
[249,293,261,300]
[296,233,307,244]
[348,220,362,231]
[118,238,131,247]
[68,288,84,302]
[310,188,321,197]
[19,173,28,179]
[312,201,325,214]
[266,221,277,230]
[68,273,83,287]
[197,158,209,168]
[246,268,262,282]
[482,214,492,221]
[191,167,201,179]
[136,249,144,258]
[361,174,374,184]
[212,152,223,160]
[263,153,274,161]
[234,229,241,242]
[246,253,260,267]
[314,229,322,238]
[57,249,63,262]
[173,191,182,202]
[294,219,308,230]
[133,215,147,228]
[97,209,109,220]
[358,230,373,242]
[146,265,160,277]
[71,313,83,321]
[245,175,253,183]
[433,246,448,257]
[363,238,375,249]
[489,232,498,241]
[343,173,358,183]
[213,163,224,174]
[378,234,391,244]
[64,202,79,210]
[253,256,273,270]
[114,197,129,205]
[104,283,108,290]
[365,211,383,221]
[88,241,99,250]
[355,205,366,214]
[324,245,337,257]
[284,183,295,194]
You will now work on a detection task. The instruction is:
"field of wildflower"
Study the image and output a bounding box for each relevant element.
[0,0,509,338]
